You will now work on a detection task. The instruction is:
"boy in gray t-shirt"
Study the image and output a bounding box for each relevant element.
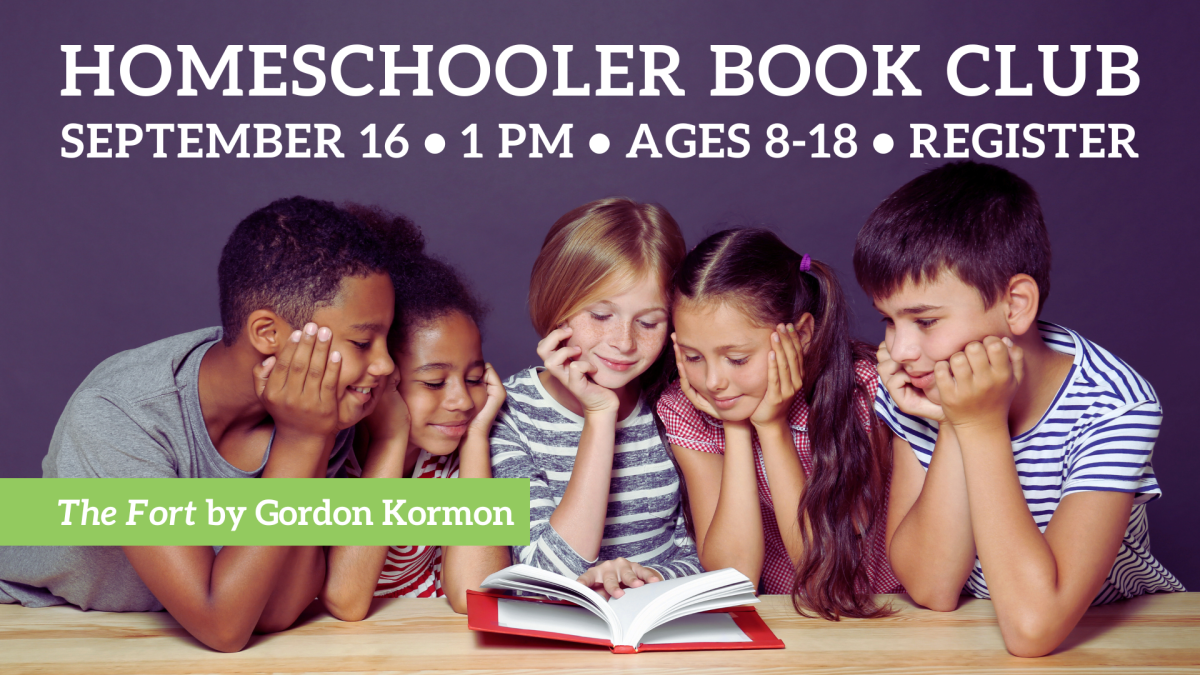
[0,197,407,652]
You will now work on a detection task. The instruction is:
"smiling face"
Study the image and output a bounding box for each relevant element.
[673,299,778,422]
[874,268,1012,404]
[397,310,488,455]
[561,274,670,393]
[305,272,397,428]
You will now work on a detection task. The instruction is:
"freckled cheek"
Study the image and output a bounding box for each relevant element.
[635,325,668,360]
[564,320,606,353]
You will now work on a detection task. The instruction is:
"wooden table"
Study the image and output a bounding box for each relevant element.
[2,593,1198,674]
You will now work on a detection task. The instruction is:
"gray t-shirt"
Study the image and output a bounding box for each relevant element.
[0,327,352,612]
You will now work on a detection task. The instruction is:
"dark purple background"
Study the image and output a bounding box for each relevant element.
[3,1,1197,586]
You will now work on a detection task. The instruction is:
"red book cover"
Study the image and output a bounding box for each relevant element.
[466,589,784,653]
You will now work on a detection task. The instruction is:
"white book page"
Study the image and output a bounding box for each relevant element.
[639,612,752,645]
[496,598,613,641]
[482,564,618,629]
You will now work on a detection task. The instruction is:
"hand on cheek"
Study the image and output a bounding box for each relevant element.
[878,341,946,422]
[365,372,411,445]
[254,323,344,440]
[672,334,720,418]
[537,326,619,414]
[934,336,1024,431]
[750,325,804,429]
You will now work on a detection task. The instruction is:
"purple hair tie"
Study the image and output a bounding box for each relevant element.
[799,253,812,273]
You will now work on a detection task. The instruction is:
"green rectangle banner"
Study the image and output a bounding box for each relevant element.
[0,478,530,546]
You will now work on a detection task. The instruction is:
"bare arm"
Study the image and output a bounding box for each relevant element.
[958,423,1130,656]
[321,431,407,621]
[444,363,512,614]
[885,430,976,610]
[939,338,1129,656]
[749,326,809,566]
[676,426,766,586]
[125,324,343,652]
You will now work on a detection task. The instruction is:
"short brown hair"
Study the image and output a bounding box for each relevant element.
[853,161,1052,315]
[529,198,686,336]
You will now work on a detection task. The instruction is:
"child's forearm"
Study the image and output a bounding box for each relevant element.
[955,422,1127,657]
[322,435,406,621]
[753,422,806,565]
[321,545,389,621]
[547,410,618,561]
[123,544,310,652]
[889,427,977,610]
[442,545,511,613]
[458,432,493,479]
[442,428,510,613]
[699,422,766,586]
[257,545,326,631]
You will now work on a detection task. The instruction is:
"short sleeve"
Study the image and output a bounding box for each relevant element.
[1064,400,1162,505]
[46,391,179,479]
[655,383,725,455]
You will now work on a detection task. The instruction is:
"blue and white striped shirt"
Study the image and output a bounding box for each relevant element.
[489,368,702,581]
[875,322,1184,603]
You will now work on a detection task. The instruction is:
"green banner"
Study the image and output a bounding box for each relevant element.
[0,478,530,546]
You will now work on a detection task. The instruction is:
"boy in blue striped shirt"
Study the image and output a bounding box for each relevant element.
[854,162,1183,657]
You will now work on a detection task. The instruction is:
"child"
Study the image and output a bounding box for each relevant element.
[0,197,407,652]
[855,161,1184,656]
[322,206,509,617]
[489,197,701,598]
[658,228,900,620]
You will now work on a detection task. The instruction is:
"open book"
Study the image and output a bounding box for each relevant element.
[466,564,783,653]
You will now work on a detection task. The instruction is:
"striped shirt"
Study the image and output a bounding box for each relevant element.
[657,360,902,595]
[346,448,458,598]
[875,322,1185,603]
[489,368,702,580]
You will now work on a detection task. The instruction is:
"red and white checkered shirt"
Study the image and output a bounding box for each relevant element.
[656,360,902,595]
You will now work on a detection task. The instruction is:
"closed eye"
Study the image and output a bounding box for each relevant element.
[589,312,611,321]
[350,340,371,351]
[915,318,938,328]
[421,381,446,390]
[638,320,660,330]
[683,353,703,363]
[728,356,749,366]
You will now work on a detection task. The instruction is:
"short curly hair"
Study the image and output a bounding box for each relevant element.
[343,203,485,353]
[217,196,393,346]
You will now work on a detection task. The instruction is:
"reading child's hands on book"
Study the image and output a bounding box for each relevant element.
[254,323,344,439]
[935,336,1025,431]
[877,341,946,422]
[750,324,805,429]
[577,558,663,600]
[538,325,619,414]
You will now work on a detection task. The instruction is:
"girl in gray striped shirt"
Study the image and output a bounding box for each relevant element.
[489,198,701,598]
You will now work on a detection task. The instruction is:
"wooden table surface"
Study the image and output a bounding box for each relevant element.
[2,593,1198,674]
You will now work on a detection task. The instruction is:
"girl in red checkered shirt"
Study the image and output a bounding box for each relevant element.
[656,228,902,620]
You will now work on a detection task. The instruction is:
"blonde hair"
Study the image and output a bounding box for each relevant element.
[529,198,686,336]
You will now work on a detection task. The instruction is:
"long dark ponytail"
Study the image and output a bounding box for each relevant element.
[673,228,893,620]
